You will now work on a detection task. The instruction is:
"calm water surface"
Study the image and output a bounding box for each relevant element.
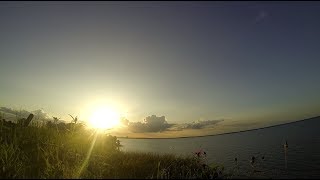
[119,117,320,178]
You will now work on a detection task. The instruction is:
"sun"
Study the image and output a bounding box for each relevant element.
[88,106,121,130]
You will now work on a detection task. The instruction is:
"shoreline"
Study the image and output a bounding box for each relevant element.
[118,115,319,140]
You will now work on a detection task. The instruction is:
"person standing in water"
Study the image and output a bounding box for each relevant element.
[284,140,288,169]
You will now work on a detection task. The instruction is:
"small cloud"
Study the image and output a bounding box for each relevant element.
[155,119,224,132]
[120,117,129,126]
[186,119,224,129]
[32,109,50,120]
[170,119,224,130]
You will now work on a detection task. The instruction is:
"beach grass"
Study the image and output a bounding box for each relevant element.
[0,119,224,179]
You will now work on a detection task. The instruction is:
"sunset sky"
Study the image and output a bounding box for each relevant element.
[1,2,320,125]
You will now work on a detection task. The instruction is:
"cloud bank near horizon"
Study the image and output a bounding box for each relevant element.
[0,106,50,121]
[0,106,224,133]
[120,115,224,133]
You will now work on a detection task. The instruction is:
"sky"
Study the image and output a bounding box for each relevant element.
[1,1,320,125]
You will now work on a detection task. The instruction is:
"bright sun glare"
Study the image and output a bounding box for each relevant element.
[88,106,121,130]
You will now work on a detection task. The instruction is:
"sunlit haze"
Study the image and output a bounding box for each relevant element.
[1,2,320,137]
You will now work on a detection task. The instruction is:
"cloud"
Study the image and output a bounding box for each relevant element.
[120,114,224,133]
[31,109,50,120]
[167,119,224,131]
[0,106,50,121]
[185,119,224,129]
[0,107,30,119]
[126,115,171,133]
[120,117,129,126]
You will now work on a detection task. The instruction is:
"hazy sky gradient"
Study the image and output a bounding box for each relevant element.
[1,2,320,123]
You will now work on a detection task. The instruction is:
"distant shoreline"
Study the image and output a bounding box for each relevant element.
[118,115,319,140]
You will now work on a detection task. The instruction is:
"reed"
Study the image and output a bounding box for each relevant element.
[0,117,224,179]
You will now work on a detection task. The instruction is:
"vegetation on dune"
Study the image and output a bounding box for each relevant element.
[0,114,225,179]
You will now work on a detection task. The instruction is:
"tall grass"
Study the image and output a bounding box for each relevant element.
[0,119,224,179]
